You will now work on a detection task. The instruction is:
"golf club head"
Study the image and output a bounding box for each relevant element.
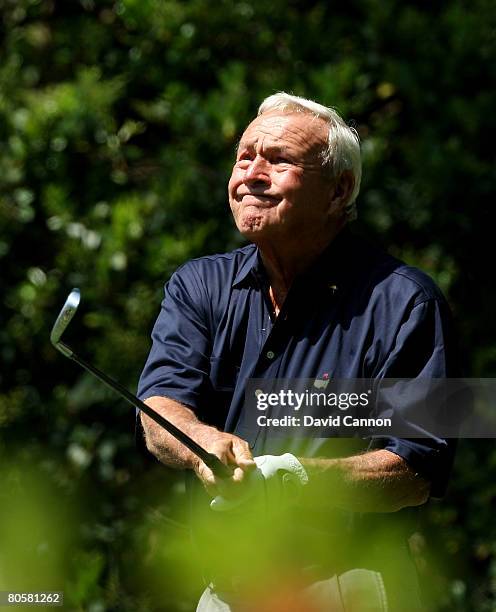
[50,288,81,353]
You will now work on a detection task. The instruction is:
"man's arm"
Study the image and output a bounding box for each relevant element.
[299,450,431,513]
[141,398,430,513]
[140,396,255,496]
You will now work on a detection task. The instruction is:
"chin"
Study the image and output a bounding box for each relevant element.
[237,213,266,234]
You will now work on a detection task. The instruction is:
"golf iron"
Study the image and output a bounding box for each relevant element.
[50,288,232,478]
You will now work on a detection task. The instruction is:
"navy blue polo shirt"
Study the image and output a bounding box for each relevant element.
[138,229,458,497]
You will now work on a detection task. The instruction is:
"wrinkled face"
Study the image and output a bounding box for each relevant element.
[228,111,334,245]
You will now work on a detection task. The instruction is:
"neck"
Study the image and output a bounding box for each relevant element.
[258,227,343,312]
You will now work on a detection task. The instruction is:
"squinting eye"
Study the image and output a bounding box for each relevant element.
[275,157,291,164]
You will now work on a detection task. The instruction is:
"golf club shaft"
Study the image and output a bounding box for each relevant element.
[59,342,232,478]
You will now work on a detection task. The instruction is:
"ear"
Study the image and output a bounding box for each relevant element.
[328,170,355,215]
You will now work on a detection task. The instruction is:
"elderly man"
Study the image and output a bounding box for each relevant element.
[137,93,458,611]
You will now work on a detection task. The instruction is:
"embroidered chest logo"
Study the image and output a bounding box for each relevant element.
[313,372,330,389]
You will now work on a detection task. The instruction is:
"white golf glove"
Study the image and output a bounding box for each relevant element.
[210,453,308,512]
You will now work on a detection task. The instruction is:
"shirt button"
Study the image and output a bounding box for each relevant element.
[266,350,275,360]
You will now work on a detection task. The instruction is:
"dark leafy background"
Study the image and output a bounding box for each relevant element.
[1,0,495,610]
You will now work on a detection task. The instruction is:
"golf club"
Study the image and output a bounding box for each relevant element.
[51,288,232,478]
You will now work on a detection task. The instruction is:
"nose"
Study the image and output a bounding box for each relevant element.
[244,154,271,186]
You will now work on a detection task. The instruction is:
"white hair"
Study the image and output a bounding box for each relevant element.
[258,92,361,220]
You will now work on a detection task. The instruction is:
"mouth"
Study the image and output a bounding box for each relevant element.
[236,193,279,205]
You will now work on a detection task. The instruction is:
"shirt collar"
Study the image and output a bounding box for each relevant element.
[232,228,358,290]
[231,245,261,287]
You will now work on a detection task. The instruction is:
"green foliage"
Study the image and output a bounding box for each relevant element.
[0,0,494,609]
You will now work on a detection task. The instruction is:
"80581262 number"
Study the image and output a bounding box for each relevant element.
[0,592,63,606]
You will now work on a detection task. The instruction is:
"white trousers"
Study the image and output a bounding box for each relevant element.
[197,569,391,611]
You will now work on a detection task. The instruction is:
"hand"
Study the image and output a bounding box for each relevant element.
[210,453,308,512]
[192,429,256,499]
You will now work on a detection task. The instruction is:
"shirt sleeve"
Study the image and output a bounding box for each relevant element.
[137,262,212,411]
[369,297,460,498]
